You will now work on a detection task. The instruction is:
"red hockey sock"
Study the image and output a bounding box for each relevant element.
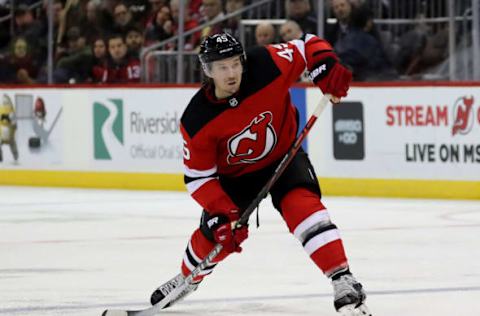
[180,228,232,282]
[280,188,348,275]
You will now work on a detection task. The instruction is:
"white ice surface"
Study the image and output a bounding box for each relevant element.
[1,186,479,315]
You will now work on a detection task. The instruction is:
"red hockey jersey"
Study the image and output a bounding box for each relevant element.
[180,34,333,213]
[101,57,141,83]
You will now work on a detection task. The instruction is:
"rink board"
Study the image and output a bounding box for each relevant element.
[0,84,479,199]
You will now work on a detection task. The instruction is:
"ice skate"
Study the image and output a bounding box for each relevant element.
[150,273,200,308]
[332,274,371,316]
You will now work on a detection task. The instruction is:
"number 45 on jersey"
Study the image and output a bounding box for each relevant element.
[272,44,294,63]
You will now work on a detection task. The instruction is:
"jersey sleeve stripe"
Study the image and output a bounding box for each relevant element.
[186,177,216,194]
[304,33,316,43]
[184,165,217,178]
[290,39,306,63]
[313,49,334,57]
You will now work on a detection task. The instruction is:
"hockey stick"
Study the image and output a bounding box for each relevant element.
[102,93,332,316]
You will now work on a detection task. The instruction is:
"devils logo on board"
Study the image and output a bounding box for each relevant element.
[452,96,474,136]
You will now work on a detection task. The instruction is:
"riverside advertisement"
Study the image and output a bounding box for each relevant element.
[90,88,197,173]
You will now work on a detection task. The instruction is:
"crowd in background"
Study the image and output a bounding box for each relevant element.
[0,0,457,84]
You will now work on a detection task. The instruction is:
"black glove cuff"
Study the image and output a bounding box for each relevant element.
[205,213,230,231]
[308,56,337,84]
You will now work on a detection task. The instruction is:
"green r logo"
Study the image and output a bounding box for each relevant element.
[93,99,124,160]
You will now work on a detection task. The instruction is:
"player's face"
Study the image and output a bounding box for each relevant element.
[209,55,243,98]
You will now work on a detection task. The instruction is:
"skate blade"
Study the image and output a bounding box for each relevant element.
[338,303,372,316]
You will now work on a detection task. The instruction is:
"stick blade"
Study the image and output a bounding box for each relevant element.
[102,309,129,316]
[102,307,158,316]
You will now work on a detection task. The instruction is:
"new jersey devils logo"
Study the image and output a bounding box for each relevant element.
[227,111,277,165]
[452,96,474,136]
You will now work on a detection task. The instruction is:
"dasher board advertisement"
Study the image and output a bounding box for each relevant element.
[308,87,480,181]
[0,91,63,168]
[90,88,197,172]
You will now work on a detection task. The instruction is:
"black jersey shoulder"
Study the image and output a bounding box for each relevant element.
[242,46,281,96]
[181,88,228,139]
[181,46,282,139]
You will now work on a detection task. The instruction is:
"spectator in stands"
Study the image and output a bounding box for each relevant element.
[334,5,396,81]
[144,5,173,45]
[200,0,225,41]
[125,26,144,58]
[82,0,105,44]
[53,36,107,83]
[333,2,391,59]
[224,0,245,39]
[58,0,87,45]
[279,20,303,42]
[89,37,108,82]
[1,36,39,84]
[10,4,43,64]
[393,21,428,75]
[189,0,203,20]
[14,4,42,44]
[352,2,385,45]
[54,26,83,61]
[54,26,91,83]
[285,0,317,35]
[170,0,201,51]
[98,0,121,17]
[112,3,135,35]
[325,0,352,46]
[396,23,448,77]
[86,1,100,21]
[104,34,141,83]
[145,0,169,26]
[66,26,87,55]
[418,26,448,74]
[123,0,150,26]
[255,22,275,46]
[96,0,117,31]
[149,0,168,13]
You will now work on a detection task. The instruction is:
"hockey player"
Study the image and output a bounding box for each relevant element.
[151,33,370,315]
[0,94,19,163]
